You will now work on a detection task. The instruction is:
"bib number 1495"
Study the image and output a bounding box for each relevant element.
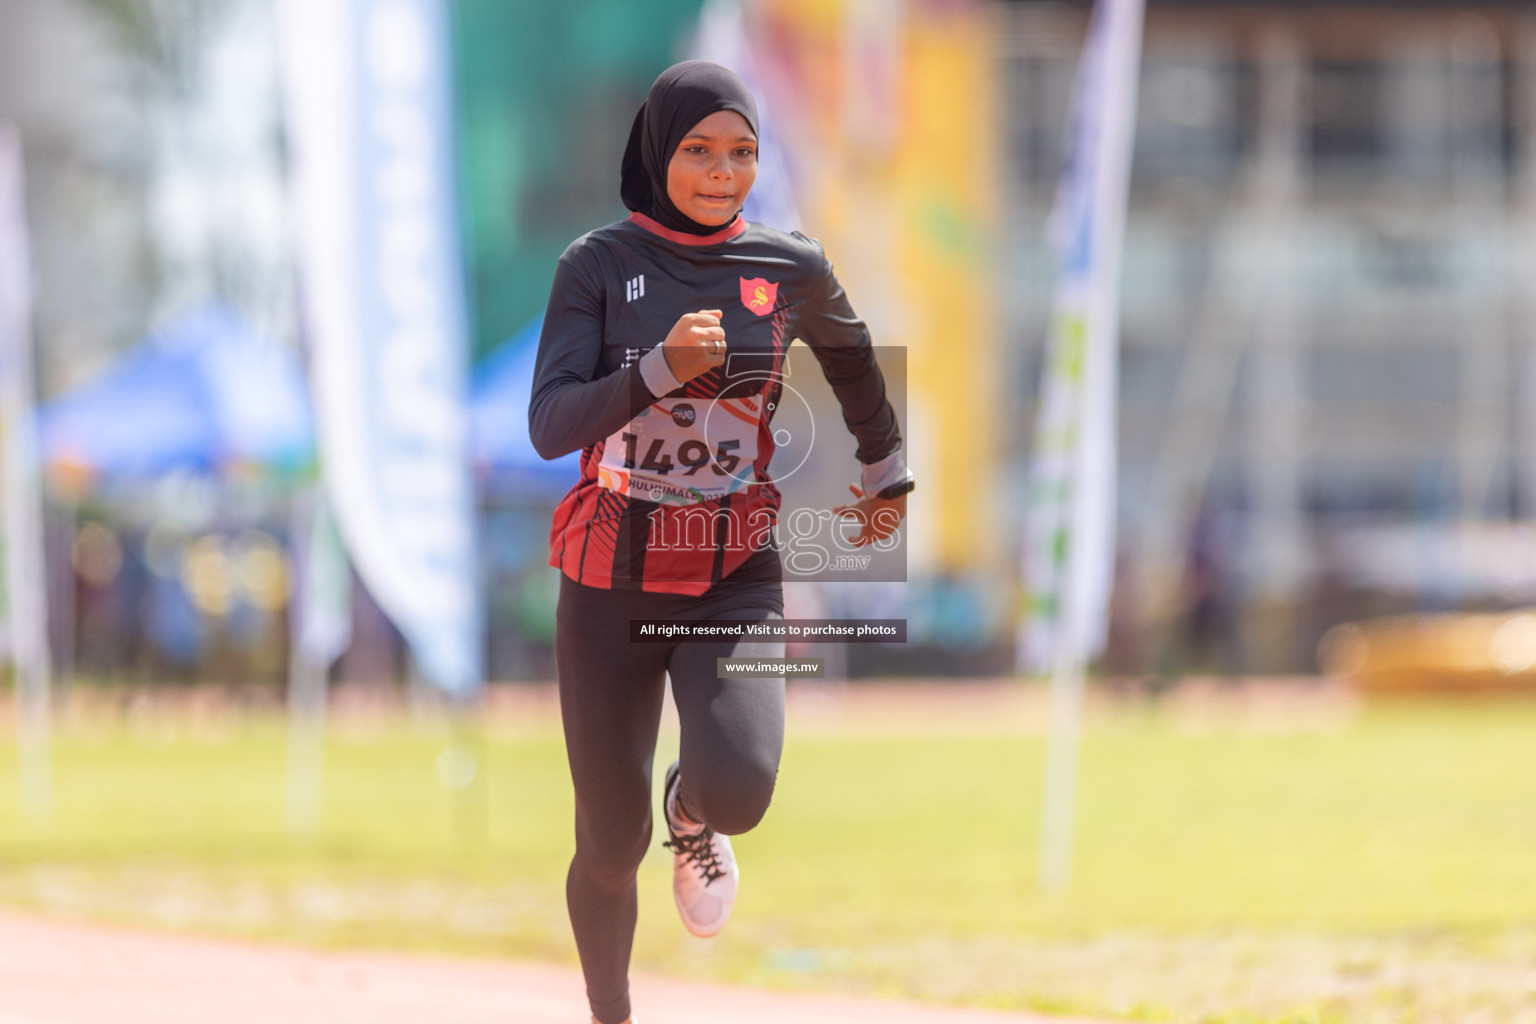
[598,396,760,506]
[619,434,741,477]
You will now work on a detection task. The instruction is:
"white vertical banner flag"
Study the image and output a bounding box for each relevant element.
[278,0,482,697]
[1021,0,1144,675]
[1020,0,1143,892]
[285,484,352,835]
[0,123,53,816]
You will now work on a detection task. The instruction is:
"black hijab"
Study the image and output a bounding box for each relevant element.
[620,60,759,236]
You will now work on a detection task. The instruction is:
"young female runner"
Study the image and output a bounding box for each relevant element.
[529,60,913,1024]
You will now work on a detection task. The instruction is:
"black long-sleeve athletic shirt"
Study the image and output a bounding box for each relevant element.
[529,211,901,594]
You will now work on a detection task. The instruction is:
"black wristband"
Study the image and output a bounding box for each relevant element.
[876,478,915,500]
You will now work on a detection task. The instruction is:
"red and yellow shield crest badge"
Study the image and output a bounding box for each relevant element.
[740,277,778,316]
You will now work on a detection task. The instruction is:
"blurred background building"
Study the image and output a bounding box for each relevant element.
[5,0,1536,688]
[1005,1,1536,678]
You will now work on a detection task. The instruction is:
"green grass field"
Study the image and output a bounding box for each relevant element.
[2,684,1536,1023]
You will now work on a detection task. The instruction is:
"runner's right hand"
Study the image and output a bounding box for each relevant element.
[832,483,907,548]
[661,309,727,383]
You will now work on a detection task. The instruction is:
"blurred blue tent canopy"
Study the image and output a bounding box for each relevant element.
[37,305,315,477]
[469,314,579,497]
[37,305,578,492]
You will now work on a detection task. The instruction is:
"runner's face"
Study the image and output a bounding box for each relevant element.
[666,110,757,227]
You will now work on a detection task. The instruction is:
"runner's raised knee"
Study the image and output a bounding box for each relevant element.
[686,762,776,835]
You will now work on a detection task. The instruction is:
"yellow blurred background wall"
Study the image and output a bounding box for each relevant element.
[755,0,1003,576]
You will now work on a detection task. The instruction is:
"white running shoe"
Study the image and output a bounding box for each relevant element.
[662,760,738,938]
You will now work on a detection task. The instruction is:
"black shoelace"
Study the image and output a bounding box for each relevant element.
[664,828,727,885]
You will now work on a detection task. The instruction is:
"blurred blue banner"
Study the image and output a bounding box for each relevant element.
[280,0,482,697]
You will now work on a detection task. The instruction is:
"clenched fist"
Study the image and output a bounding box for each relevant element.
[661,309,727,384]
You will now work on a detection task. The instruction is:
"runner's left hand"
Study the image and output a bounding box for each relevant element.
[832,484,907,548]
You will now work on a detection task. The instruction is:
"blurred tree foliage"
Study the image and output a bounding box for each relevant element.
[65,0,706,359]
[65,0,267,322]
[70,0,235,99]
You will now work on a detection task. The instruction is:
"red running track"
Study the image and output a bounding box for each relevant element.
[0,911,1116,1024]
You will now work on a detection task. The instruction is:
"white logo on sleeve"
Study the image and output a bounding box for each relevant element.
[626,274,646,302]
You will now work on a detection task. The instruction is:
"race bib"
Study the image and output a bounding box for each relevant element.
[597,395,762,506]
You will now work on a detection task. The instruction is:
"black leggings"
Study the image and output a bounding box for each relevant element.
[555,567,785,1024]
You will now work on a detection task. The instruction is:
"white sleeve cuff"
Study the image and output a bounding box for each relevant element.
[860,447,913,496]
[638,345,681,398]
